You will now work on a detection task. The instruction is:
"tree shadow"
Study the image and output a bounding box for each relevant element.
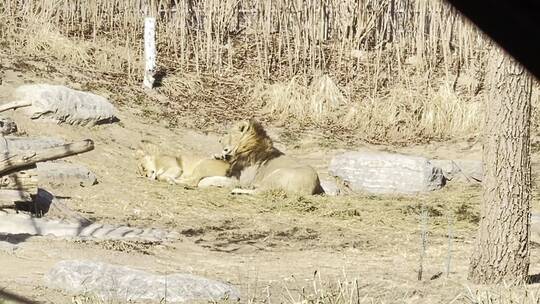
[2,188,94,243]
[14,188,62,216]
[0,233,32,245]
[0,288,39,304]
[529,273,540,284]
[153,69,167,88]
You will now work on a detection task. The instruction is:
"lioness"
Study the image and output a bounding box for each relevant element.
[136,140,232,187]
[218,119,324,195]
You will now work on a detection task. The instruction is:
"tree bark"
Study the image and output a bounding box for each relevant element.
[468,47,533,284]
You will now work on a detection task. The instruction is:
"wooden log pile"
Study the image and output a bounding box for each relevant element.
[0,127,95,203]
[0,82,110,211]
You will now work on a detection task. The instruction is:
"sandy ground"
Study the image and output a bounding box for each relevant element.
[1,62,540,304]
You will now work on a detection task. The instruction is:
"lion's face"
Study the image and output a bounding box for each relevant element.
[218,120,251,160]
[135,150,156,178]
[137,160,153,178]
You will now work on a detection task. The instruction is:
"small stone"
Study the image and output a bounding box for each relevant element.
[320,179,340,196]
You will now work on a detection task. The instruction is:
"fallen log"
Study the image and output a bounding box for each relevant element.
[0,162,97,196]
[0,137,65,153]
[0,139,94,176]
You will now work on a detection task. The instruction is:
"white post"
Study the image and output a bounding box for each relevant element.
[143,17,156,89]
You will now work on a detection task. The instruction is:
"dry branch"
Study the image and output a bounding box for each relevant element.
[0,100,31,113]
[0,139,94,176]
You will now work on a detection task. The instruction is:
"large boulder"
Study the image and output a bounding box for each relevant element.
[11,84,117,126]
[328,150,445,194]
[45,260,240,303]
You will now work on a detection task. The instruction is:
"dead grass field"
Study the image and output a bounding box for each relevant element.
[0,0,515,144]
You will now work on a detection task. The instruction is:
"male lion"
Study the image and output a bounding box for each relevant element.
[218,119,324,195]
[136,140,233,187]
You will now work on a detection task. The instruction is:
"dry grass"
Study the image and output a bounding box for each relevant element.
[0,4,141,78]
[255,74,483,142]
[66,280,540,304]
[270,281,540,304]
[462,285,540,304]
[254,74,348,125]
[0,0,501,143]
[0,0,486,75]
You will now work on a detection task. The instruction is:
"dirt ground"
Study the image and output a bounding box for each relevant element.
[1,59,540,304]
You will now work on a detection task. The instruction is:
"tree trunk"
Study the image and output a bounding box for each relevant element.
[468,47,533,284]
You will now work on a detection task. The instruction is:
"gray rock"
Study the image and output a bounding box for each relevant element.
[12,84,117,126]
[37,161,97,187]
[430,159,483,183]
[45,260,240,303]
[328,150,445,194]
[320,179,340,196]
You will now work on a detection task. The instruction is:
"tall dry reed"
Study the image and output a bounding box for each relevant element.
[0,0,496,142]
[0,0,486,77]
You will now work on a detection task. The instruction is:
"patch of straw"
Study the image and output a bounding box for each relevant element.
[254,74,348,125]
